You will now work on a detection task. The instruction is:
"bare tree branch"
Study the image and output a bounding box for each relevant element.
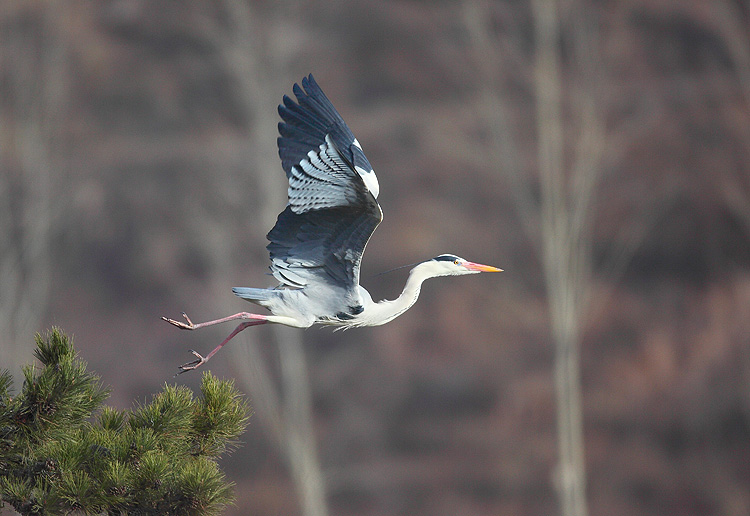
[461,1,541,247]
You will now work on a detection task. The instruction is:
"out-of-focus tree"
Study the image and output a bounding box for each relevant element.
[0,3,70,374]
[190,2,329,515]
[713,0,750,235]
[527,1,596,514]
[712,0,750,437]
[462,1,668,515]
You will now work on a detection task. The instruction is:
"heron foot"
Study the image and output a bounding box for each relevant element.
[176,349,207,375]
[162,312,195,330]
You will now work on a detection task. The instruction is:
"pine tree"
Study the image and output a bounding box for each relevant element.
[0,328,250,515]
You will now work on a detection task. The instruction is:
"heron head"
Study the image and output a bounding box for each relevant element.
[427,254,503,276]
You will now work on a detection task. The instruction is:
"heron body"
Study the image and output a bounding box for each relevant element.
[232,253,499,329]
[164,75,502,373]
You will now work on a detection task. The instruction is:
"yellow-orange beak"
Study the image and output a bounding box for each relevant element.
[463,261,503,273]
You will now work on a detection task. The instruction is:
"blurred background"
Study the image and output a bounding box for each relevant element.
[2,1,750,515]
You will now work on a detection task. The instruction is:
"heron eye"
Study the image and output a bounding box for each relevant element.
[454,259,460,265]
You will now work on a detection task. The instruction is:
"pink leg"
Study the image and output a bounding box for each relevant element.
[162,311,266,330]
[176,318,268,375]
[162,311,269,375]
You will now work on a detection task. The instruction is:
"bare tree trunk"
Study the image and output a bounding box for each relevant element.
[463,1,603,514]
[463,3,674,512]
[198,3,329,515]
[277,326,328,516]
[530,1,593,515]
[711,0,750,432]
[713,0,750,235]
[0,4,68,374]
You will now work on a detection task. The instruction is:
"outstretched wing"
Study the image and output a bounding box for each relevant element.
[267,75,382,309]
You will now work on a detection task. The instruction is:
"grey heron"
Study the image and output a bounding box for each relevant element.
[163,74,502,373]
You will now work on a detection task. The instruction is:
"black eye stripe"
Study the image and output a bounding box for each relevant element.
[433,254,460,262]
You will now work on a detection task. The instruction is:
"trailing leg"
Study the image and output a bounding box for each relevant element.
[176,318,268,375]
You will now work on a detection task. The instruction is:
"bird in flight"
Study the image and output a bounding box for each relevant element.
[163,74,502,374]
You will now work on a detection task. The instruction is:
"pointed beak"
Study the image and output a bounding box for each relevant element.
[463,261,503,273]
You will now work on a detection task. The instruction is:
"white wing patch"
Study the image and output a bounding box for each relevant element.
[351,139,379,198]
[355,165,379,198]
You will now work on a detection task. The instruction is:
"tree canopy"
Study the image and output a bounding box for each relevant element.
[0,328,249,516]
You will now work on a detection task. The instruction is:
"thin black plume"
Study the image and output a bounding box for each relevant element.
[372,261,420,277]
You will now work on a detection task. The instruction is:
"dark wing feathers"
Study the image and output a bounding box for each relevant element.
[268,74,382,300]
[278,75,365,177]
[267,201,381,293]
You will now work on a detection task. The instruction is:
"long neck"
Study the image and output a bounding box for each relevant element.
[366,264,434,326]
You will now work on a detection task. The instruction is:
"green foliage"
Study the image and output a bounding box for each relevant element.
[0,328,250,515]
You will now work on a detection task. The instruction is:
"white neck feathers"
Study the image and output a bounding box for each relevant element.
[364,262,437,326]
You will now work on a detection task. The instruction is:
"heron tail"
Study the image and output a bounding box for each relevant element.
[232,287,276,304]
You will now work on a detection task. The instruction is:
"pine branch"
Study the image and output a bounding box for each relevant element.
[0,328,250,515]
